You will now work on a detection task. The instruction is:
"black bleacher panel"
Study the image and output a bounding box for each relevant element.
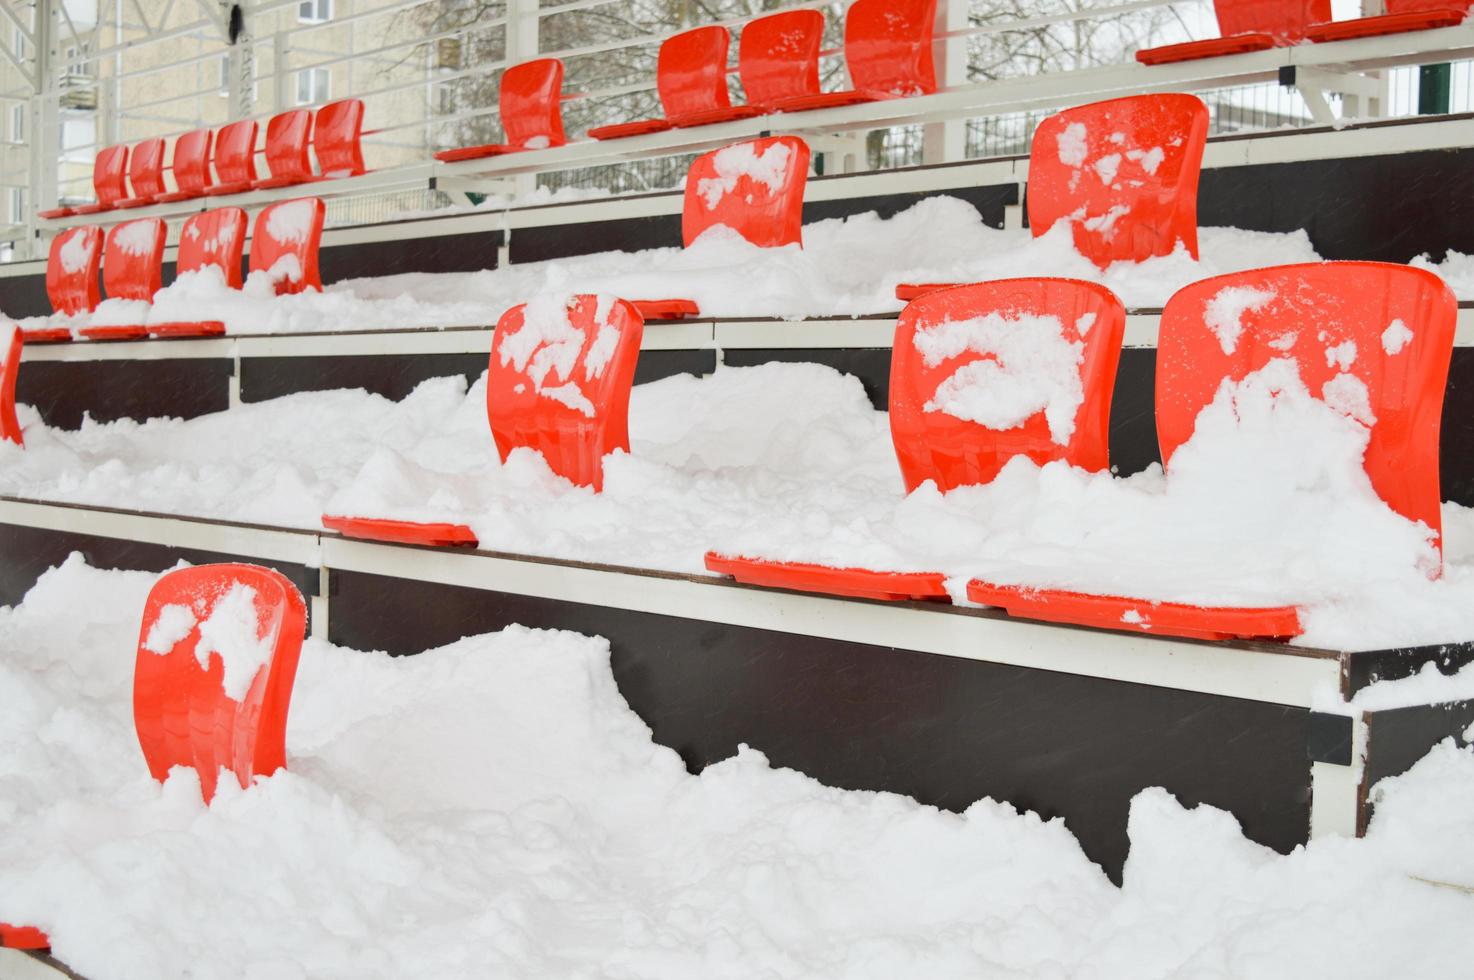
[0,270,64,318]
[509,212,682,264]
[1439,347,1474,508]
[16,359,232,429]
[317,227,503,283]
[327,566,1315,883]
[801,181,1018,227]
[1198,147,1474,262]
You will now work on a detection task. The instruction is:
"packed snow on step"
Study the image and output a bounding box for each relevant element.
[6,197,1321,336]
[3,360,1473,649]
[1,556,1473,980]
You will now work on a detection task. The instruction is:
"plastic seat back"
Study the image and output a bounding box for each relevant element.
[1028,94,1209,269]
[502,58,567,149]
[739,10,824,108]
[214,119,259,186]
[46,226,102,314]
[170,128,215,195]
[102,218,166,302]
[93,144,130,207]
[179,207,248,288]
[126,137,167,200]
[262,109,314,182]
[889,278,1125,492]
[248,197,325,294]
[682,136,811,248]
[1386,0,1473,13]
[0,324,21,445]
[844,0,938,97]
[314,98,365,177]
[658,26,733,120]
[487,294,644,490]
[133,563,307,804]
[1157,262,1456,556]
[1217,0,1331,40]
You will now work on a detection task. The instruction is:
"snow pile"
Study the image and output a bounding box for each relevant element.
[2,557,1474,979]
[10,197,1324,336]
[914,312,1084,443]
[696,140,793,209]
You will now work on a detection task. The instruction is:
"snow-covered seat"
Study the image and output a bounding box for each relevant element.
[1136,0,1329,64]
[79,218,166,340]
[134,563,308,803]
[1305,0,1472,43]
[25,226,103,342]
[0,924,49,950]
[1028,94,1209,269]
[116,137,167,208]
[154,128,215,203]
[248,197,325,295]
[968,261,1457,641]
[765,0,937,113]
[147,207,248,337]
[0,323,21,445]
[706,278,1126,601]
[434,59,566,162]
[588,27,761,139]
[205,119,259,196]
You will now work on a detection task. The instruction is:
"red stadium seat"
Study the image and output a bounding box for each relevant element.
[133,563,307,803]
[314,98,366,177]
[72,145,130,214]
[630,298,700,319]
[205,119,259,196]
[80,217,166,340]
[0,324,21,445]
[0,924,49,949]
[588,27,760,139]
[1028,94,1208,268]
[682,135,810,248]
[320,516,479,547]
[1137,0,1329,63]
[248,197,325,294]
[148,207,247,337]
[487,295,644,490]
[253,109,317,189]
[43,225,102,318]
[738,9,825,111]
[434,59,567,162]
[116,137,167,208]
[767,0,937,113]
[969,261,1457,640]
[707,279,1125,600]
[154,128,215,202]
[1306,0,1471,43]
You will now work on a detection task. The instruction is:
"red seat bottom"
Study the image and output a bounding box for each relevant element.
[80,325,149,341]
[147,321,226,338]
[21,328,72,343]
[768,90,887,113]
[895,282,965,301]
[1135,33,1276,65]
[966,581,1302,641]
[116,196,157,209]
[204,181,254,197]
[670,105,766,128]
[322,515,479,548]
[434,143,519,162]
[72,203,115,215]
[36,207,75,219]
[587,119,673,140]
[0,924,49,949]
[253,174,320,191]
[705,552,949,602]
[632,298,700,320]
[1306,9,1468,42]
[154,190,205,203]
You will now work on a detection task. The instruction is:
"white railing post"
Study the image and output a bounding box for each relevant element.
[507,0,539,195]
[924,0,969,164]
[28,0,58,260]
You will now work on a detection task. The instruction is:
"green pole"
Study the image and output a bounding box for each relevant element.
[1418,63,1452,115]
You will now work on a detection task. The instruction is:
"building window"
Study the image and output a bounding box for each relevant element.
[295,67,329,106]
[298,0,332,23]
[9,103,22,143]
[9,187,22,223]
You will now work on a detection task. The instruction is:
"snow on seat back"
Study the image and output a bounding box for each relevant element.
[487,294,644,491]
[1156,261,1456,562]
[133,563,307,804]
[682,136,811,248]
[46,226,102,315]
[248,197,325,295]
[1028,94,1208,269]
[314,98,366,177]
[737,9,825,110]
[889,278,1125,492]
[102,218,166,302]
[179,207,248,288]
[0,323,22,445]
